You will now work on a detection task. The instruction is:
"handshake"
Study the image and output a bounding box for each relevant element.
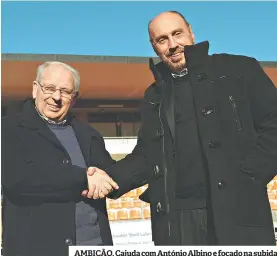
[81,167,119,200]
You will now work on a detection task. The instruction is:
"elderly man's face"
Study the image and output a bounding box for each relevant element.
[149,12,195,72]
[32,64,76,122]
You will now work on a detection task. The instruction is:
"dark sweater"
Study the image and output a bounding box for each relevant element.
[48,123,103,245]
[173,74,207,209]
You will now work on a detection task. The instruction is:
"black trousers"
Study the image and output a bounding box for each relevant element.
[176,208,218,245]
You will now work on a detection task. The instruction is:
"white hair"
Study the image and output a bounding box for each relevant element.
[36,61,80,92]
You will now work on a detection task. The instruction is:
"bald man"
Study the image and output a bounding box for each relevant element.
[90,11,277,245]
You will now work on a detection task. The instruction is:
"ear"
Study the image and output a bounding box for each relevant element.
[32,81,38,99]
[71,91,79,106]
[189,25,195,44]
[149,30,159,56]
[152,44,159,56]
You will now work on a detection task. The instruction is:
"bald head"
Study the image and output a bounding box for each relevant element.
[148,11,189,39]
[148,11,195,72]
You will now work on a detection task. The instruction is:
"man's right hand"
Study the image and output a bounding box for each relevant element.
[82,167,119,199]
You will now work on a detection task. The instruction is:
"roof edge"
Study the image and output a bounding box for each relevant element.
[2,53,277,67]
[1,53,161,64]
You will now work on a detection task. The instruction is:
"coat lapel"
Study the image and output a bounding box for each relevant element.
[163,79,175,145]
[149,59,176,145]
[19,100,65,150]
[71,119,93,167]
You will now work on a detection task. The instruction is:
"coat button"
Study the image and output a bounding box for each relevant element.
[63,159,70,164]
[201,107,215,116]
[154,165,160,176]
[218,181,226,189]
[156,202,164,213]
[65,238,73,245]
[149,101,160,109]
[155,130,164,139]
[197,73,208,82]
[208,142,220,148]
[153,165,163,178]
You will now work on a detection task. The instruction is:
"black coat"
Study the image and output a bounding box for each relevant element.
[108,41,277,245]
[2,100,115,256]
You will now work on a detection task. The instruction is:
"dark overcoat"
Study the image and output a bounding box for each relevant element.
[108,41,277,245]
[2,100,114,256]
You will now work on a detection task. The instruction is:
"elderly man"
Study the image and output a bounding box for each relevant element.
[2,61,119,256]
[89,11,277,245]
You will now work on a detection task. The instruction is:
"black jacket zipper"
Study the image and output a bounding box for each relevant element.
[229,95,243,132]
[158,101,171,236]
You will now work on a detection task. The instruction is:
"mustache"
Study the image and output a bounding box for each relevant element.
[166,47,184,57]
[52,100,63,107]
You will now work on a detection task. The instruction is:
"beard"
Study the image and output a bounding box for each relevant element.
[162,54,186,73]
[160,46,186,72]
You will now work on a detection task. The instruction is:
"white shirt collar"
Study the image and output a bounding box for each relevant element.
[35,106,67,125]
[171,67,188,78]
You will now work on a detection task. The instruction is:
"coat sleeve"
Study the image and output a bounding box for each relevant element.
[239,58,277,184]
[106,129,153,199]
[2,122,88,202]
[106,95,154,198]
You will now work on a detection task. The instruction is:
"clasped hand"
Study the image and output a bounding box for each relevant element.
[81,167,119,199]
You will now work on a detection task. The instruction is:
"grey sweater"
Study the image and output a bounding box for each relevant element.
[48,123,103,245]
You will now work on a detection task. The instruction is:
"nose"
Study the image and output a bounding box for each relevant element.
[51,89,61,101]
[168,36,177,49]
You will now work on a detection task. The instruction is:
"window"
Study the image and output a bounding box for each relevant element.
[88,112,141,137]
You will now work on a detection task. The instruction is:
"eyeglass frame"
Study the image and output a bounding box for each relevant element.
[35,81,76,99]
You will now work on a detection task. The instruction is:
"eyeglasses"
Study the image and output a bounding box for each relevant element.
[36,81,75,99]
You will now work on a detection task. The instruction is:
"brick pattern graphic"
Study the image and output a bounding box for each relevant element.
[106,185,150,221]
[268,176,277,211]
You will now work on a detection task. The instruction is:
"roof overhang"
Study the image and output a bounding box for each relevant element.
[2,54,277,101]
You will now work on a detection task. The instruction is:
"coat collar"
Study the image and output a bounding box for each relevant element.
[184,40,209,70]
